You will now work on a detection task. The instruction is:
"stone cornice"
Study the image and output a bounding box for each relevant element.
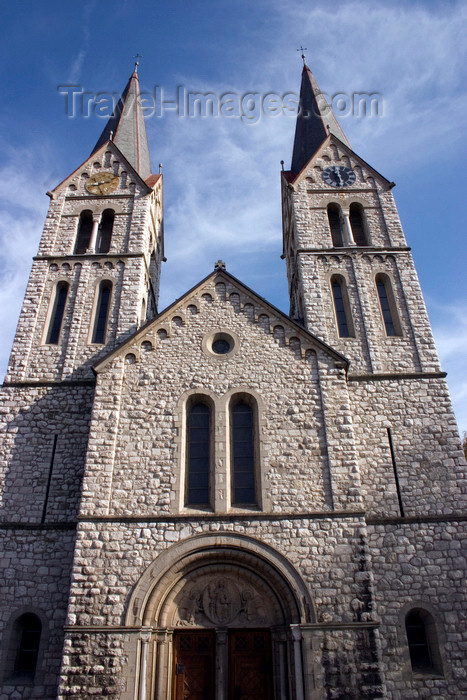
[76,510,366,523]
[296,246,411,254]
[347,371,447,382]
[33,253,145,262]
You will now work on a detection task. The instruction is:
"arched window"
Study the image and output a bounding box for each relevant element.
[349,203,368,246]
[231,399,257,506]
[376,274,401,336]
[91,281,112,344]
[14,613,41,678]
[405,609,443,675]
[46,282,69,344]
[186,401,211,507]
[96,209,114,254]
[331,276,354,337]
[327,203,344,247]
[74,210,93,254]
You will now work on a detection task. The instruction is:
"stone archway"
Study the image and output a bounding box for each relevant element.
[127,533,314,700]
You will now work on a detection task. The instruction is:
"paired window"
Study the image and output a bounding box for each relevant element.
[74,209,115,254]
[329,273,401,338]
[331,276,354,338]
[185,396,258,508]
[46,282,69,345]
[405,609,443,676]
[327,202,369,247]
[91,281,112,344]
[376,274,401,336]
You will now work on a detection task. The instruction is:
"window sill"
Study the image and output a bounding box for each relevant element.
[411,670,444,680]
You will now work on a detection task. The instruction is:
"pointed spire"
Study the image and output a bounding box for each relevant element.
[92,69,152,180]
[291,63,350,175]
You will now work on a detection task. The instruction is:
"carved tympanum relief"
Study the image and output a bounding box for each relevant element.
[162,572,282,628]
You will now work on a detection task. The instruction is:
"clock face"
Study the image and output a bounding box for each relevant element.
[85,171,119,195]
[321,165,356,188]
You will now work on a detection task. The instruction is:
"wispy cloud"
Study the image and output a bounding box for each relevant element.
[66,2,93,83]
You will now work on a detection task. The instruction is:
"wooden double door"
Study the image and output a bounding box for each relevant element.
[173,629,273,700]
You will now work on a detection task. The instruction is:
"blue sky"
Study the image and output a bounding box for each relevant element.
[1,0,466,432]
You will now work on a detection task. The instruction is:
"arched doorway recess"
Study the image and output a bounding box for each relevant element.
[127,532,315,700]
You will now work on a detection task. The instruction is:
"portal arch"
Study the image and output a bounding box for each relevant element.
[126,532,315,627]
[127,532,314,700]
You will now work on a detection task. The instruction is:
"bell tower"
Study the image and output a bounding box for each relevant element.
[282,61,465,518]
[281,61,441,377]
[5,67,164,383]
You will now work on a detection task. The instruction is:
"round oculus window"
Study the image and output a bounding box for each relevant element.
[212,338,231,354]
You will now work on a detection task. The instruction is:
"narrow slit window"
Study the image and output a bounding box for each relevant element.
[187,402,211,506]
[349,203,367,246]
[376,275,400,336]
[96,209,114,254]
[46,282,69,344]
[405,609,442,675]
[74,210,93,254]
[406,611,432,671]
[14,613,41,678]
[92,281,112,344]
[331,277,353,337]
[231,401,256,506]
[327,203,344,247]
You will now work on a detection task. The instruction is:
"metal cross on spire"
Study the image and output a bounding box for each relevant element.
[133,53,143,71]
[297,46,308,65]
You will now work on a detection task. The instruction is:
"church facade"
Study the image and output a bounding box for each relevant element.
[0,62,465,700]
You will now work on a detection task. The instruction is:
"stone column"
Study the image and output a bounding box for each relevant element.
[290,624,305,700]
[342,212,356,246]
[88,214,100,253]
[156,631,171,700]
[138,628,152,700]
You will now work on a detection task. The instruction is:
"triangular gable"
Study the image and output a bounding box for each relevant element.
[94,268,349,372]
[284,134,394,190]
[49,140,153,198]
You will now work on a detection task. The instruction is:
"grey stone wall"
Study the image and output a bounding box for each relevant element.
[368,519,467,699]
[0,526,76,699]
[349,377,466,518]
[78,275,362,518]
[0,385,94,523]
[58,515,383,698]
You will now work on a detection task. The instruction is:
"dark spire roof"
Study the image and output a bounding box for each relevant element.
[291,63,350,175]
[92,68,152,179]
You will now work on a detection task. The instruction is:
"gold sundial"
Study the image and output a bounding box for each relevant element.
[85,171,119,195]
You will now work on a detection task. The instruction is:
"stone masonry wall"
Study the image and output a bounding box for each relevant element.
[0,527,76,699]
[368,520,467,699]
[0,384,94,523]
[349,378,466,518]
[78,275,363,518]
[59,515,380,698]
